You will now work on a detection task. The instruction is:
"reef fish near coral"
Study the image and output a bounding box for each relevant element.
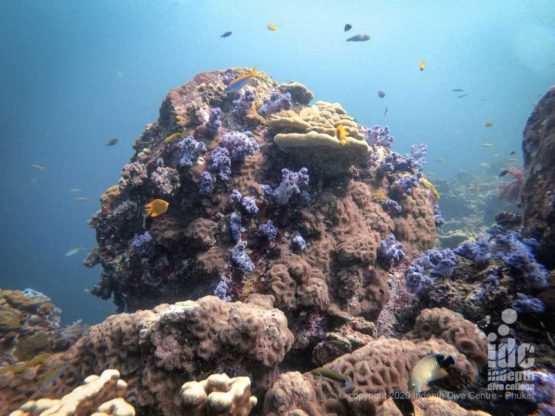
[346,33,370,42]
[225,66,262,93]
[145,198,169,217]
[311,367,352,389]
[409,353,454,394]
[65,246,84,257]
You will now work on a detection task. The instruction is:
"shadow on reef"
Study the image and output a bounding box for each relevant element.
[1,72,554,416]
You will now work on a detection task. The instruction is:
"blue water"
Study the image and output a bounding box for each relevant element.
[1,0,554,324]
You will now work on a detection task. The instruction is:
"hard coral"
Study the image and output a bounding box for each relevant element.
[180,373,257,416]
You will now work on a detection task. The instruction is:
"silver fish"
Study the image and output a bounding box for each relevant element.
[65,246,84,257]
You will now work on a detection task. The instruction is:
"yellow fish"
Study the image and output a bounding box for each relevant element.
[267,23,279,31]
[336,125,348,145]
[419,60,426,71]
[484,120,494,128]
[225,66,263,94]
[31,164,46,170]
[145,199,169,217]
[419,178,440,200]
[409,353,454,394]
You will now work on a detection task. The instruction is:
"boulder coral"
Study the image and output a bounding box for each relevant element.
[1,296,293,415]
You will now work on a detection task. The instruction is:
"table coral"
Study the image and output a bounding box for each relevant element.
[180,373,257,416]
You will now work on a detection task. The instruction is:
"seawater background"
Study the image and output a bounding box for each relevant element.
[1,0,554,324]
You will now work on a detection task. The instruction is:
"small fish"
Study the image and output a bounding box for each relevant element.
[267,23,279,31]
[225,66,263,94]
[418,60,426,71]
[311,367,352,389]
[220,31,232,38]
[409,353,454,394]
[69,188,82,193]
[451,88,464,92]
[344,24,352,32]
[510,151,516,155]
[378,90,385,98]
[484,120,495,128]
[384,106,388,116]
[145,198,169,218]
[106,138,118,147]
[75,196,90,201]
[31,164,46,170]
[391,389,415,416]
[65,246,84,257]
[507,157,518,162]
[436,157,447,163]
[481,142,494,148]
[479,163,491,168]
[346,33,370,42]
[336,124,348,145]
[457,93,468,98]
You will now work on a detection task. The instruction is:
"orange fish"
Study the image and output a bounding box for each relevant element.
[419,60,426,71]
[145,199,169,217]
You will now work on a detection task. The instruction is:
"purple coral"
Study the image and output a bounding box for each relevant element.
[454,239,491,269]
[407,144,427,170]
[406,249,458,294]
[213,280,232,302]
[177,136,207,168]
[258,222,278,240]
[120,162,147,188]
[231,241,255,272]
[378,153,410,175]
[291,235,306,252]
[513,293,545,314]
[150,166,180,196]
[259,91,292,115]
[232,89,255,115]
[264,167,310,206]
[131,231,154,256]
[383,199,402,215]
[391,175,420,196]
[366,125,394,147]
[206,107,222,135]
[433,204,445,227]
[230,189,242,204]
[208,147,232,181]
[221,131,259,163]
[489,227,549,290]
[229,211,242,241]
[241,196,259,215]
[377,233,405,269]
[198,171,215,196]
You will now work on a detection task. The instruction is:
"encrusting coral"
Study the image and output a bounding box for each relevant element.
[10,369,133,416]
[180,373,257,416]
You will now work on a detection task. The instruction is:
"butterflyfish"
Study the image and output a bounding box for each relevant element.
[145,199,169,217]
[346,33,370,42]
[267,23,279,31]
[419,60,426,71]
[225,66,263,94]
[336,124,348,145]
[409,353,454,394]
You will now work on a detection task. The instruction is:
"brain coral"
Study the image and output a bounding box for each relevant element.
[1,296,293,415]
[263,308,488,416]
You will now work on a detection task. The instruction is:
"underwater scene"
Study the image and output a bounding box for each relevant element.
[1,0,554,415]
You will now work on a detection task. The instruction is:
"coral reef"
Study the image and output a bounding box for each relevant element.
[263,308,488,416]
[181,373,257,416]
[522,85,555,268]
[1,296,293,415]
[10,369,133,416]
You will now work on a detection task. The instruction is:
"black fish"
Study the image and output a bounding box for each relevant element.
[344,24,352,32]
[451,88,464,92]
[457,93,469,98]
[499,169,509,177]
[220,31,232,38]
[510,151,516,155]
[391,389,415,416]
[106,138,118,147]
[378,90,385,98]
[346,33,370,42]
